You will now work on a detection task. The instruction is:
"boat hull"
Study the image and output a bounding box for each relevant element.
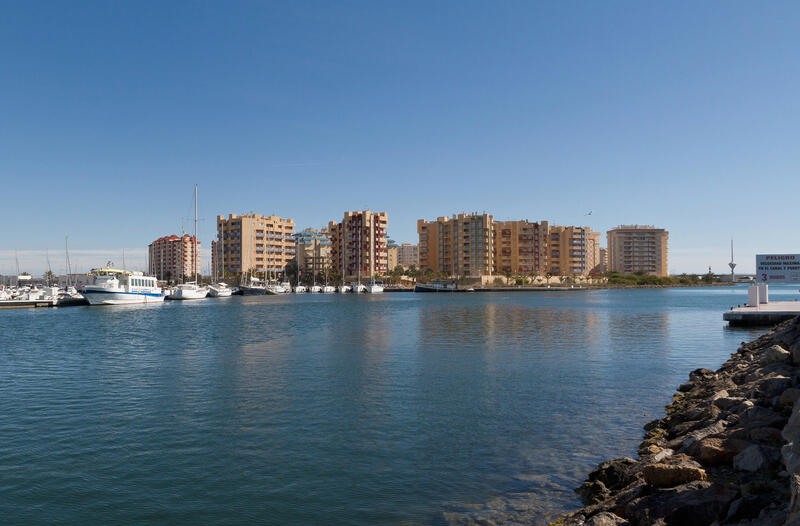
[82,290,165,305]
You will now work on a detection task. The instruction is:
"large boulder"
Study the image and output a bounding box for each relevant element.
[740,406,785,430]
[575,457,637,505]
[762,344,791,364]
[624,481,738,526]
[732,445,768,472]
[642,462,707,487]
[687,436,750,465]
[585,511,629,526]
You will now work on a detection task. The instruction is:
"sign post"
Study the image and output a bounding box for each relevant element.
[756,254,800,283]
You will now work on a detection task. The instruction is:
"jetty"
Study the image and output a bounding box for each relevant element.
[724,284,800,326]
[551,315,800,526]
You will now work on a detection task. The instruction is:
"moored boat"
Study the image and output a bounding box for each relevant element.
[208,283,233,297]
[80,268,165,305]
[167,282,208,300]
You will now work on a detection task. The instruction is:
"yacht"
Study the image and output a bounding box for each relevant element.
[309,285,322,293]
[208,282,233,297]
[337,284,352,293]
[352,282,367,294]
[366,280,384,293]
[167,282,209,300]
[294,284,307,293]
[81,267,165,305]
[241,276,272,295]
[322,285,336,294]
[280,281,292,293]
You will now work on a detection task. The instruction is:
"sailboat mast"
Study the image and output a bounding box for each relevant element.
[194,184,198,283]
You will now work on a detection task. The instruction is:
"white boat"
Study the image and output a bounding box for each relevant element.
[208,283,232,297]
[366,280,384,293]
[294,285,307,293]
[323,285,336,294]
[352,282,367,294]
[310,285,322,293]
[167,282,209,300]
[266,283,286,294]
[280,281,292,293]
[337,284,352,293]
[81,267,165,305]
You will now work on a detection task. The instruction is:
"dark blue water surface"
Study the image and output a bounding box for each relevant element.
[2,285,798,525]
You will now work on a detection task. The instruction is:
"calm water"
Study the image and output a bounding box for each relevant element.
[2,285,797,525]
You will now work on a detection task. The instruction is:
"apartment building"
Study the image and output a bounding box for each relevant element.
[328,210,388,280]
[607,225,669,277]
[148,234,201,282]
[397,243,419,267]
[493,220,549,275]
[293,228,331,279]
[417,213,494,277]
[212,213,295,278]
[546,226,594,276]
[387,240,399,271]
[587,231,602,273]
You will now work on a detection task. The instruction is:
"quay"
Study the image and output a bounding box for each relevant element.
[723,301,800,326]
[0,298,58,309]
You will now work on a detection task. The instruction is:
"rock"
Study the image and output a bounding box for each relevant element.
[687,436,750,465]
[740,406,785,430]
[762,344,791,364]
[783,405,800,443]
[793,342,800,366]
[725,494,775,522]
[682,420,727,449]
[713,396,745,411]
[690,368,716,382]
[733,445,768,472]
[651,448,674,463]
[781,388,800,406]
[585,511,629,525]
[756,375,792,398]
[710,389,730,400]
[624,481,738,526]
[575,457,637,505]
[678,382,694,393]
[749,426,783,443]
[642,462,707,488]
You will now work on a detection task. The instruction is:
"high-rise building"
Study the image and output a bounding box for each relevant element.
[149,234,201,282]
[387,239,399,271]
[293,228,331,280]
[328,210,388,280]
[546,225,593,276]
[417,213,494,277]
[212,213,295,278]
[587,231,601,273]
[397,243,419,267]
[493,220,549,275]
[607,225,669,276]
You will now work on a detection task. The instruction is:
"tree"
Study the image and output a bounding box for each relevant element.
[43,270,55,284]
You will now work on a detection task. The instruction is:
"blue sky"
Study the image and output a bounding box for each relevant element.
[2,1,799,275]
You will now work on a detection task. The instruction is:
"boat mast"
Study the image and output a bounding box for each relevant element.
[65,236,72,287]
[194,184,198,283]
[46,249,52,285]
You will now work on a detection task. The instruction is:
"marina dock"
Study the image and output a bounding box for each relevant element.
[723,301,800,326]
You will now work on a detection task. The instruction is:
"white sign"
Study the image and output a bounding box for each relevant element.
[756,254,800,283]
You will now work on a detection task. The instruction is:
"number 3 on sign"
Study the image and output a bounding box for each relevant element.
[762,274,768,282]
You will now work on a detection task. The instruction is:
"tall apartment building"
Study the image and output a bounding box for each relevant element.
[397,243,419,267]
[212,213,295,278]
[387,240,399,271]
[328,210,388,280]
[417,213,494,277]
[293,228,331,279]
[607,225,669,277]
[149,234,201,282]
[546,226,594,276]
[493,220,549,275]
[587,231,602,273]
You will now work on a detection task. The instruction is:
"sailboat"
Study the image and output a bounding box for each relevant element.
[209,215,232,297]
[167,185,208,300]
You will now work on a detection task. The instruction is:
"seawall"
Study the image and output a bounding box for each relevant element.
[550,316,800,526]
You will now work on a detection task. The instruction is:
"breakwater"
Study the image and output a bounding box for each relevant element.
[552,316,800,526]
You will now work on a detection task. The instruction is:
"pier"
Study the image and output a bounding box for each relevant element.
[723,302,800,326]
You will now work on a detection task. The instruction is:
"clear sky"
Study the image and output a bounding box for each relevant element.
[2,1,799,276]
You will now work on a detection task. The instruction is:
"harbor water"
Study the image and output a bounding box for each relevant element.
[2,285,798,524]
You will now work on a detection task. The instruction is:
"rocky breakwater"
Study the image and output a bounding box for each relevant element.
[551,316,800,526]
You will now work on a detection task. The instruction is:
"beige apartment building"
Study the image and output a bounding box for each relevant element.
[387,243,398,271]
[607,225,669,277]
[493,220,549,275]
[149,234,201,282]
[328,210,388,280]
[587,231,602,273]
[546,225,594,276]
[397,243,419,267]
[294,228,331,280]
[418,213,494,277]
[212,213,295,278]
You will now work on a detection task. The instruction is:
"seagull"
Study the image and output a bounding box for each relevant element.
[585,211,593,216]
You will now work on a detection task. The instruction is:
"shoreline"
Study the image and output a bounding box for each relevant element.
[549,316,800,526]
